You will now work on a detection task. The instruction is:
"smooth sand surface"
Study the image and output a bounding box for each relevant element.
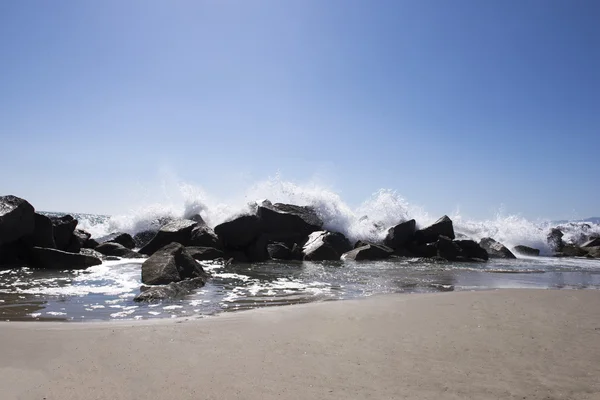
[2,289,600,400]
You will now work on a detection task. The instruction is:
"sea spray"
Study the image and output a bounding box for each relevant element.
[70,177,599,253]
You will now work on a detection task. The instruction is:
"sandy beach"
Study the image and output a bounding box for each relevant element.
[1,289,599,400]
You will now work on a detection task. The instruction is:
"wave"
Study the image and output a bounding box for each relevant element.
[72,176,600,256]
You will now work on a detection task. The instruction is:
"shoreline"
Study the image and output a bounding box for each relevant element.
[2,289,600,399]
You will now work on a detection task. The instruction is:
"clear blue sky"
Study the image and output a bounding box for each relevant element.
[1,0,598,220]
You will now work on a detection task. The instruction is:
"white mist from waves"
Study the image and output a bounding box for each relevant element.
[73,177,598,251]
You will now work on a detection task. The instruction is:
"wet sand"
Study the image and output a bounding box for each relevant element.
[1,289,599,400]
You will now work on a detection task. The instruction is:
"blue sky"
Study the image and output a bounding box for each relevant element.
[1,0,599,220]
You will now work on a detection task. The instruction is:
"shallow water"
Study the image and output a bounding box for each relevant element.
[1,256,599,322]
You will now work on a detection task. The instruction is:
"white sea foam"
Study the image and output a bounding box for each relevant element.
[71,176,598,254]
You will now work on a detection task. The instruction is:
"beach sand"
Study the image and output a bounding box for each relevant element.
[1,289,599,400]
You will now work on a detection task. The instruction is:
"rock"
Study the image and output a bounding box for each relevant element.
[414,216,455,244]
[513,245,540,257]
[66,229,92,253]
[83,238,99,249]
[0,195,35,246]
[50,215,78,251]
[257,203,323,236]
[134,277,207,302]
[79,248,114,261]
[139,219,218,256]
[454,240,489,261]
[97,232,136,249]
[383,219,416,249]
[435,236,462,261]
[303,231,352,261]
[354,240,369,249]
[189,225,221,249]
[245,232,305,261]
[214,214,262,249]
[341,244,393,261]
[25,213,56,249]
[141,242,207,285]
[547,228,564,251]
[186,246,224,261]
[133,230,157,249]
[479,238,516,259]
[559,245,588,257]
[406,241,437,258]
[585,246,600,258]
[267,243,292,260]
[28,247,102,269]
[582,238,600,248]
[95,242,146,258]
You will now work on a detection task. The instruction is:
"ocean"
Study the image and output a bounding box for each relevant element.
[1,180,599,321]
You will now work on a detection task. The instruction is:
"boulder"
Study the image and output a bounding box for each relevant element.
[558,245,588,257]
[383,219,416,249]
[28,247,102,269]
[139,219,216,255]
[133,230,157,248]
[79,248,112,261]
[97,232,136,249]
[513,245,540,257]
[186,246,224,261]
[547,228,564,251]
[435,236,462,261]
[95,242,145,258]
[214,214,262,249]
[406,241,437,258]
[141,242,207,285]
[303,231,352,261]
[414,216,455,244]
[0,195,35,246]
[66,229,93,253]
[479,238,516,259]
[265,243,291,260]
[582,237,600,248]
[245,232,305,261]
[454,240,489,261]
[257,203,323,236]
[585,246,600,258]
[50,215,78,251]
[341,244,393,261]
[189,224,221,249]
[25,213,56,249]
[134,277,207,302]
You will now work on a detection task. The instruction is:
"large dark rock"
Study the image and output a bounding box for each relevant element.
[435,236,462,261]
[50,215,78,251]
[28,247,102,269]
[585,246,600,258]
[547,228,564,251]
[257,203,323,236]
[97,232,136,249]
[25,213,56,249]
[582,238,600,248]
[556,245,588,258]
[341,244,393,261]
[66,229,93,253]
[133,230,157,249]
[303,231,352,261]
[479,238,516,259]
[406,241,437,258]
[95,242,145,258]
[513,245,540,257]
[189,224,221,249]
[214,214,262,249]
[139,219,219,255]
[414,216,455,244]
[383,219,416,249]
[0,195,35,246]
[134,277,207,302]
[455,240,489,261]
[267,243,292,260]
[141,242,207,285]
[186,246,224,261]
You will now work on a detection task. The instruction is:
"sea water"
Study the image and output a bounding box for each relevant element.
[1,177,599,321]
